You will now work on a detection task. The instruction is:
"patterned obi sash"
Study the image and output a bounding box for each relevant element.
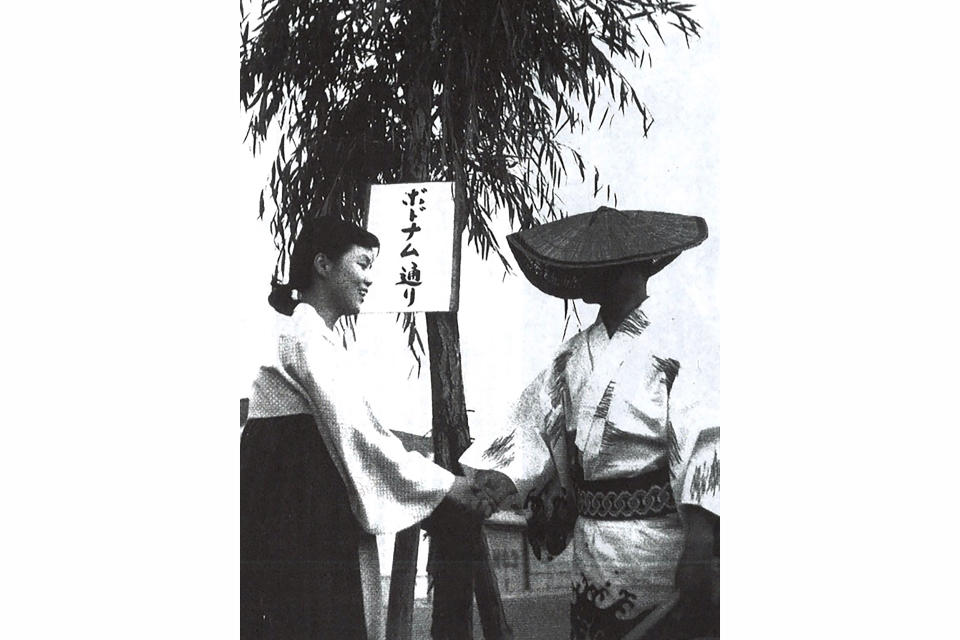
[576,467,677,520]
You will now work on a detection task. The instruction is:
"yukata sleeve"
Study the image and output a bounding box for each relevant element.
[679,426,720,517]
[460,355,579,561]
[459,365,559,505]
[283,334,455,535]
[668,367,720,517]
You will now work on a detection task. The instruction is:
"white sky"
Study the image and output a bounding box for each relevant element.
[237,2,720,445]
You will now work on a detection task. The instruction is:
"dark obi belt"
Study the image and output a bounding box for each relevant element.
[576,467,677,520]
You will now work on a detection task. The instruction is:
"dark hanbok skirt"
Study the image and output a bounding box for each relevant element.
[241,414,368,639]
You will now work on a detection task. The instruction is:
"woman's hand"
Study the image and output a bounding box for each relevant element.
[472,469,519,507]
[444,476,496,521]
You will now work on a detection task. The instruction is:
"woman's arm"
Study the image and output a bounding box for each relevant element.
[284,332,460,534]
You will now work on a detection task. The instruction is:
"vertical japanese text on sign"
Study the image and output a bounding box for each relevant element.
[397,187,426,307]
[362,182,456,313]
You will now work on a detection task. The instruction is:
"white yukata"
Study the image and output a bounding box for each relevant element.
[241,303,454,640]
[461,296,719,639]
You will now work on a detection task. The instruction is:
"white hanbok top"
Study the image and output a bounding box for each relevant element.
[247,303,455,535]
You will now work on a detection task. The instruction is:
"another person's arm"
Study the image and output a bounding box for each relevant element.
[460,364,557,506]
[460,353,577,559]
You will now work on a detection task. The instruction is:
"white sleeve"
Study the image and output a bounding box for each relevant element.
[679,427,720,516]
[283,334,455,535]
[459,365,558,504]
[670,364,720,516]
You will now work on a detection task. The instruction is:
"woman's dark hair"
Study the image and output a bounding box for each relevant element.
[268,217,380,315]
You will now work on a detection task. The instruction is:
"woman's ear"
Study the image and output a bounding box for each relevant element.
[313,252,332,279]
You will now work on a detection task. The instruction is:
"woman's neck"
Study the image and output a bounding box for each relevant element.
[297,288,341,330]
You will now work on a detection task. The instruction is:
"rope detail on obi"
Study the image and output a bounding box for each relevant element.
[576,468,677,520]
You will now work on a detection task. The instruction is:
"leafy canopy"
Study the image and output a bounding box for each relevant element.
[241,0,700,275]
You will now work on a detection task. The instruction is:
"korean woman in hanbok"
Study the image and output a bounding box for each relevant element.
[240,217,493,640]
[461,207,721,640]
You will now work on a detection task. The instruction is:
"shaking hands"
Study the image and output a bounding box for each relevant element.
[429,470,520,533]
[471,469,519,507]
[444,476,496,522]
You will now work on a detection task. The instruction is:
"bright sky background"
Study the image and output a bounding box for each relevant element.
[237,2,720,446]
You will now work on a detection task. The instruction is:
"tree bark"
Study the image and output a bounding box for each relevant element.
[426,313,513,640]
[425,311,475,640]
[396,8,509,635]
[384,23,442,639]
[426,314,471,471]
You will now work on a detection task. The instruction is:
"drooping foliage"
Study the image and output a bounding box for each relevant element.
[241,0,699,365]
[241,0,699,270]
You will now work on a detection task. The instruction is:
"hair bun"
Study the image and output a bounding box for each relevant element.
[268,278,298,316]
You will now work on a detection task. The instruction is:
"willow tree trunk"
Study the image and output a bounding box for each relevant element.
[384,34,437,638]
[384,30,479,639]
[425,311,476,640]
[425,186,512,640]
[392,6,510,636]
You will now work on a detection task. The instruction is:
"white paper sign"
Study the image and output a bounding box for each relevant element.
[362,182,456,313]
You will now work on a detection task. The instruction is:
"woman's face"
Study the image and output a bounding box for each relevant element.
[325,244,377,316]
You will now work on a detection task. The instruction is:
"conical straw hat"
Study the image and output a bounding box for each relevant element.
[507,206,708,299]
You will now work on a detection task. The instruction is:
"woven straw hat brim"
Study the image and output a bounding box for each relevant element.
[506,207,708,299]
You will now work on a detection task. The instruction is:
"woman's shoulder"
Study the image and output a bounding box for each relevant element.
[280,304,337,347]
[265,305,343,376]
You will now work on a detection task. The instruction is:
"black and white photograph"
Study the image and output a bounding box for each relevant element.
[7,2,958,639]
[238,2,719,638]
